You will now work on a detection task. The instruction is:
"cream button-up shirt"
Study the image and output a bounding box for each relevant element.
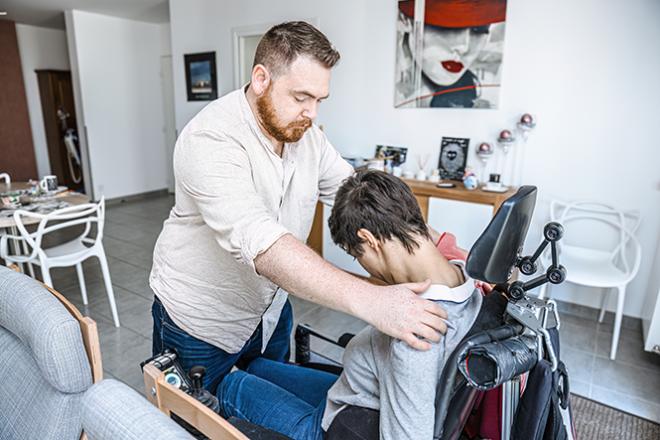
[150,87,353,353]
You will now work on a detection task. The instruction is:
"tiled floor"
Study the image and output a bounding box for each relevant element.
[47,194,660,424]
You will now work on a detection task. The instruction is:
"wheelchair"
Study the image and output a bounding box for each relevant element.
[287,185,573,440]
[144,185,573,440]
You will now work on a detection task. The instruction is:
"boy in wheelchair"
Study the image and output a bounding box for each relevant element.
[216,170,484,439]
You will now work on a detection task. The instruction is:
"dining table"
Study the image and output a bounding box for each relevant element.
[0,181,90,229]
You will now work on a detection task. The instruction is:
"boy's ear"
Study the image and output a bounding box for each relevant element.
[357,229,380,251]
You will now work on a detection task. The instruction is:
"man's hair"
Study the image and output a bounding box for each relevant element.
[329,170,430,258]
[253,21,340,77]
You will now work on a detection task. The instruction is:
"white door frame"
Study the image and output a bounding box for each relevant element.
[232,18,320,89]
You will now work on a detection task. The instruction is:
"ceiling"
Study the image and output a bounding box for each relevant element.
[0,0,169,29]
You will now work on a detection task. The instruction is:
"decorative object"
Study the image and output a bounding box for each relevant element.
[476,142,494,183]
[375,145,408,173]
[416,153,431,177]
[428,169,440,183]
[483,173,508,193]
[394,0,508,109]
[463,168,479,190]
[512,112,537,186]
[438,137,469,180]
[184,52,218,101]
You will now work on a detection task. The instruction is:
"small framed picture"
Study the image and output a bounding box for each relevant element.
[184,52,218,101]
[375,145,408,172]
[438,137,469,180]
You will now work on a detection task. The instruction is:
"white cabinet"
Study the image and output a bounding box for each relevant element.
[427,197,493,250]
[322,205,369,276]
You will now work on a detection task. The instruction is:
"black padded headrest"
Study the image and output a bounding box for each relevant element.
[466,186,537,284]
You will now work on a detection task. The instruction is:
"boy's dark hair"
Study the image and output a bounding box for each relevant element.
[329,170,430,258]
[253,21,340,77]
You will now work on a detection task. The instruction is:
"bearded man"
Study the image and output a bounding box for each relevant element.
[150,21,449,394]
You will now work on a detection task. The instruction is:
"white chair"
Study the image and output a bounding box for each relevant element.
[0,172,10,183]
[0,197,120,327]
[538,200,641,360]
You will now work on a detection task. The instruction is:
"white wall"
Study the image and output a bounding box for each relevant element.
[15,24,71,178]
[65,10,168,200]
[169,0,660,318]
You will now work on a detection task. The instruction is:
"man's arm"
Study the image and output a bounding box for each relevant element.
[255,234,448,350]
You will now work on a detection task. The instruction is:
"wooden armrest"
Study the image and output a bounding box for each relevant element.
[143,364,249,440]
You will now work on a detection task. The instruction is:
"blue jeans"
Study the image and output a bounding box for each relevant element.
[217,358,338,440]
[151,296,293,393]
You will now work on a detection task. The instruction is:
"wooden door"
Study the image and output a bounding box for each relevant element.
[36,70,84,191]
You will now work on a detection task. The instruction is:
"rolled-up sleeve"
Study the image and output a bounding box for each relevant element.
[317,135,354,206]
[175,129,290,271]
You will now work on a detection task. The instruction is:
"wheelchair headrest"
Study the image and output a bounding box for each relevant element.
[466,186,537,284]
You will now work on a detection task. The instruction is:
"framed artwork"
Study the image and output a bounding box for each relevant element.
[394,0,508,109]
[184,52,218,101]
[438,137,469,180]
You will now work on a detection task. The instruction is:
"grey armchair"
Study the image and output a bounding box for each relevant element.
[0,265,92,439]
[0,266,193,439]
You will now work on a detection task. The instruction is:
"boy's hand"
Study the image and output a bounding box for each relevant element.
[357,280,449,351]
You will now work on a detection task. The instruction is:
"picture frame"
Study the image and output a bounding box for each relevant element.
[375,145,408,173]
[184,52,218,101]
[438,137,469,180]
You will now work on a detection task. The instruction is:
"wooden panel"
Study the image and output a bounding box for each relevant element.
[306,201,324,255]
[0,20,37,180]
[415,194,429,221]
[403,179,516,209]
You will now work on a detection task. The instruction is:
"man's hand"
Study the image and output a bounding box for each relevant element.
[355,280,449,351]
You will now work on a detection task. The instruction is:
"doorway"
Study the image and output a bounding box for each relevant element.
[160,55,176,193]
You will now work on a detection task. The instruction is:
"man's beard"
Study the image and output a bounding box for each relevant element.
[256,88,312,143]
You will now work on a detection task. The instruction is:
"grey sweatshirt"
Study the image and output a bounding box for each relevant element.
[322,268,482,439]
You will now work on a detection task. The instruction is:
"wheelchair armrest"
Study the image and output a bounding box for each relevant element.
[294,323,355,364]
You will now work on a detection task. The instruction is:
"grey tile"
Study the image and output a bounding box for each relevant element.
[591,357,660,404]
[556,300,599,321]
[595,330,660,370]
[562,346,594,384]
[289,296,320,319]
[590,385,660,424]
[103,335,152,395]
[296,306,368,341]
[559,319,598,353]
[596,310,643,334]
[596,319,643,340]
[86,285,154,337]
[570,379,590,398]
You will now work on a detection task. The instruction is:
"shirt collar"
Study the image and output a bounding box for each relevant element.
[418,260,475,303]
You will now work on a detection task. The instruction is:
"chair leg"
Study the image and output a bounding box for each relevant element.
[9,228,25,273]
[76,263,89,305]
[610,285,626,360]
[20,240,35,279]
[42,266,53,288]
[98,250,120,327]
[598,289,609,323]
